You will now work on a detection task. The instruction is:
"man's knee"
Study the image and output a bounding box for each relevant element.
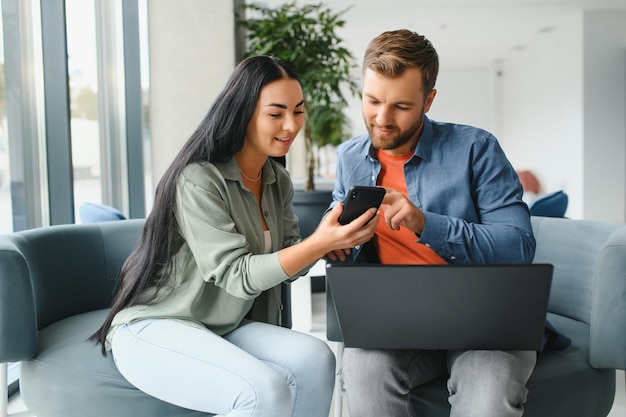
[343,348,445,393]
[447,350,536,417]
[343,349,396,384]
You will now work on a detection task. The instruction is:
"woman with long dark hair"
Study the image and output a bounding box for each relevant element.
[89,55,378,416]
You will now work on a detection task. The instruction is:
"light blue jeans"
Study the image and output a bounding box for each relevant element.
[342,348,537,417]
[111,319,335,417]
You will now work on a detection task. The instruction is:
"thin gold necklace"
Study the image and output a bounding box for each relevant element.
[239,168,262,182]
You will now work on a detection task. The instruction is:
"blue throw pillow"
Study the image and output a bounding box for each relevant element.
[529,191,568,218]
[79,202,126,223]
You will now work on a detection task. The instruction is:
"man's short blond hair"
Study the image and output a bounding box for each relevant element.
[363,29,439,95]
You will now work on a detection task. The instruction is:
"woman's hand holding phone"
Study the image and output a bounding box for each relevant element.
[320,202,379,262]
[315,186,385,262]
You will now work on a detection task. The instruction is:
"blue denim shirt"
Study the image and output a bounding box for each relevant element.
[332,116,536,265]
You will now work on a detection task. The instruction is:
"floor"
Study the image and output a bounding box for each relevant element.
[8,292,626,417]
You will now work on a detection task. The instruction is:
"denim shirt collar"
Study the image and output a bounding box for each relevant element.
[414,116,434,163]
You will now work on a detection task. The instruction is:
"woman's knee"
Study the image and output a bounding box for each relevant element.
[288,336,336,379]
[243,370,292,416]
[306,337,336,372]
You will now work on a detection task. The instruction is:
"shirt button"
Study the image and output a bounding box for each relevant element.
[450,256,456,260]
[425,243,431,248]
[264,211,269,217]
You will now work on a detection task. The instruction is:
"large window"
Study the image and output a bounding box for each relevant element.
[0,6,10,234]
[0,0,46,233]
[0,0,148,233]
[66,0,103,221]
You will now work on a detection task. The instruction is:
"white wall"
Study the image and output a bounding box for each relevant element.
[427,68,497,136]
[582,11,626,222]
[148,0,236,184]
[498,10,626,222]
[499,11,585,219]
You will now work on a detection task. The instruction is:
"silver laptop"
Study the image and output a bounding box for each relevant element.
[326,263,553,351]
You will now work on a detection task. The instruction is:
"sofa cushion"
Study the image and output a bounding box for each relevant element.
[409,313,615,416]
[20,309,210,417]
[523,313,614,416]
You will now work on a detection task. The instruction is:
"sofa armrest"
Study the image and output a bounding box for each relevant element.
[590,227,626,369]
[0,238,37,362]
[7,220,144,331]
[531,216,626,371]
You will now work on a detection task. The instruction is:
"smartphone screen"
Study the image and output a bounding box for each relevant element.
[338,186,385,225]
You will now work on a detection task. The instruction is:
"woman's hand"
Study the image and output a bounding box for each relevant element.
[278,202,379,276]
[314,202,379,262]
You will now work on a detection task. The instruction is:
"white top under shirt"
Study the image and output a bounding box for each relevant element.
[263,230,272,254]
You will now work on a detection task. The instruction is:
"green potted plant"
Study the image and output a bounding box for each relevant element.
[237,1,358,193]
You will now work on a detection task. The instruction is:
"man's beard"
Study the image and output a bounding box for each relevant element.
[366,115,423,151]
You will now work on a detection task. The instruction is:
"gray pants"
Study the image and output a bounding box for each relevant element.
[342,348,536,417]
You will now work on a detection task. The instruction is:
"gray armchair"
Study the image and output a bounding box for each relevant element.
[1,220,223,416]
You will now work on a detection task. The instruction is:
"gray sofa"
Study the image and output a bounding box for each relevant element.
[0,220,210,416]
[3,216,626,416]
[408,216,626,416]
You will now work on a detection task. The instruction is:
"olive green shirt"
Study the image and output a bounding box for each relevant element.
[107,157,305,349]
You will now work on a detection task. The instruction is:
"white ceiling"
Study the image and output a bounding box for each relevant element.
[267,0,626,69]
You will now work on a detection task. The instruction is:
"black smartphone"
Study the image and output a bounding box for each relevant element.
[338,186,386,225]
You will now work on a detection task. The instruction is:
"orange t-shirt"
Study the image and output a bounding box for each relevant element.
[375,149,446,265]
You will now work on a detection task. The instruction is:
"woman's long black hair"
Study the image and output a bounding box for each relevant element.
[90,56,300,355]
